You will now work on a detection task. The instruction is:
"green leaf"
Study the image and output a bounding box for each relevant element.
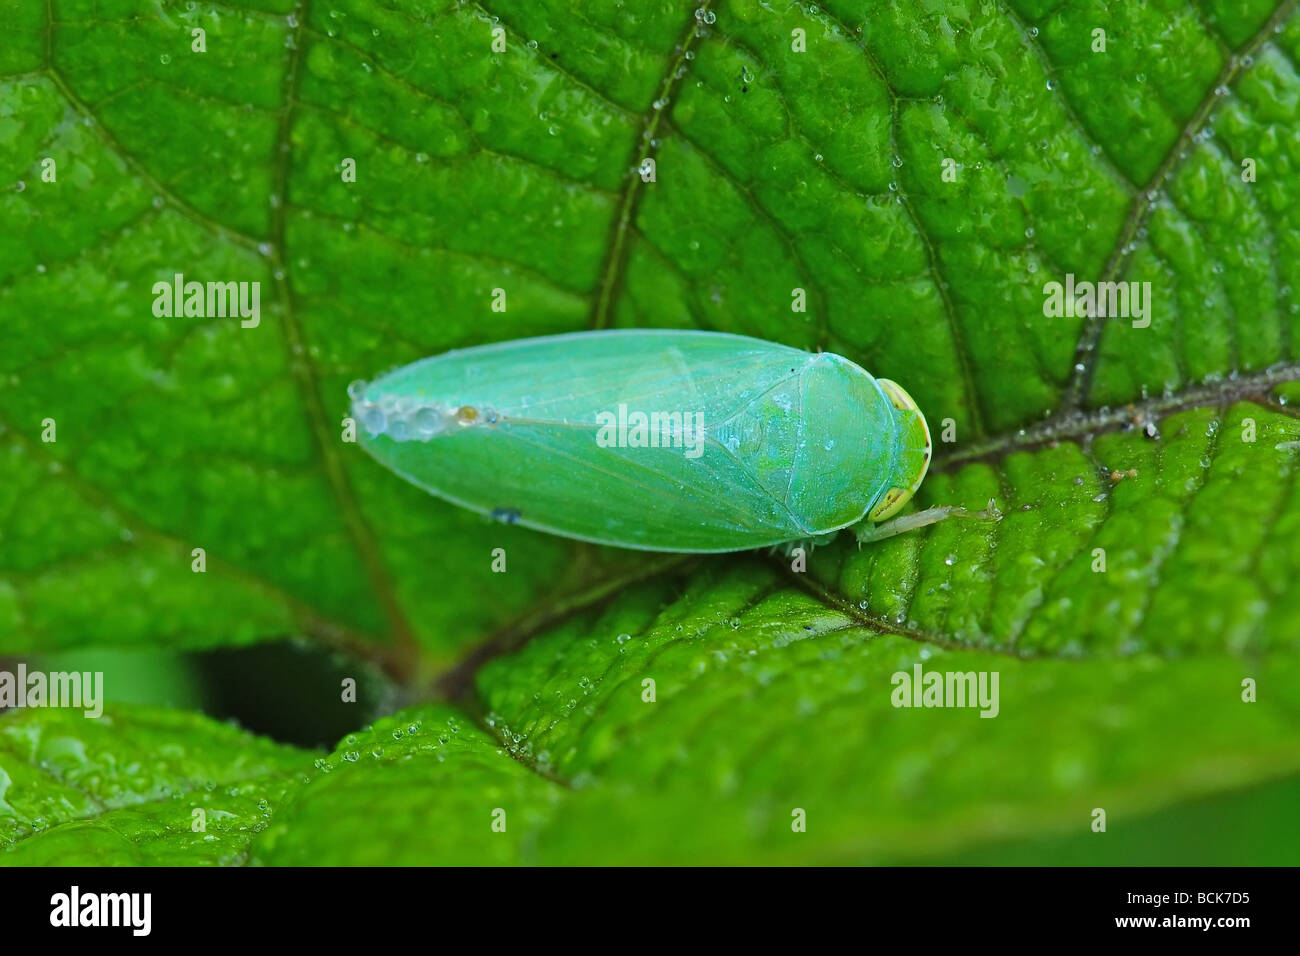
[469,567,1300,863]
[252,704,565,865]
[0,705,313,865]
[2,0,1300,863]
[245,568,1300,865]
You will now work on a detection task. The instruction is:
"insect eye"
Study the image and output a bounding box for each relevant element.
[868,486,911,521]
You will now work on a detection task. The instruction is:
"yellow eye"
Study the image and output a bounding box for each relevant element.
[869,486,913,521]
[878,378,919,413]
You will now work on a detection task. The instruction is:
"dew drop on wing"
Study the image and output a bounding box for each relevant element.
[413,407,444,437]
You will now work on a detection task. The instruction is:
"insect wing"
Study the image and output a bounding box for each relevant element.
[354,331,818,551]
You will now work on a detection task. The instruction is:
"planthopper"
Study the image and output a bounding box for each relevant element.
[348,329,996,552]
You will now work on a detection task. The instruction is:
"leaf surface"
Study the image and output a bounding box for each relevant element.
[2,0,1299,864]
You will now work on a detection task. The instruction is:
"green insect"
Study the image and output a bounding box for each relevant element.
[349,330,993,552]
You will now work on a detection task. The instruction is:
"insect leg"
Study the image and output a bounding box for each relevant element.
[768,530,836,557]
[853,498,1001,545]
